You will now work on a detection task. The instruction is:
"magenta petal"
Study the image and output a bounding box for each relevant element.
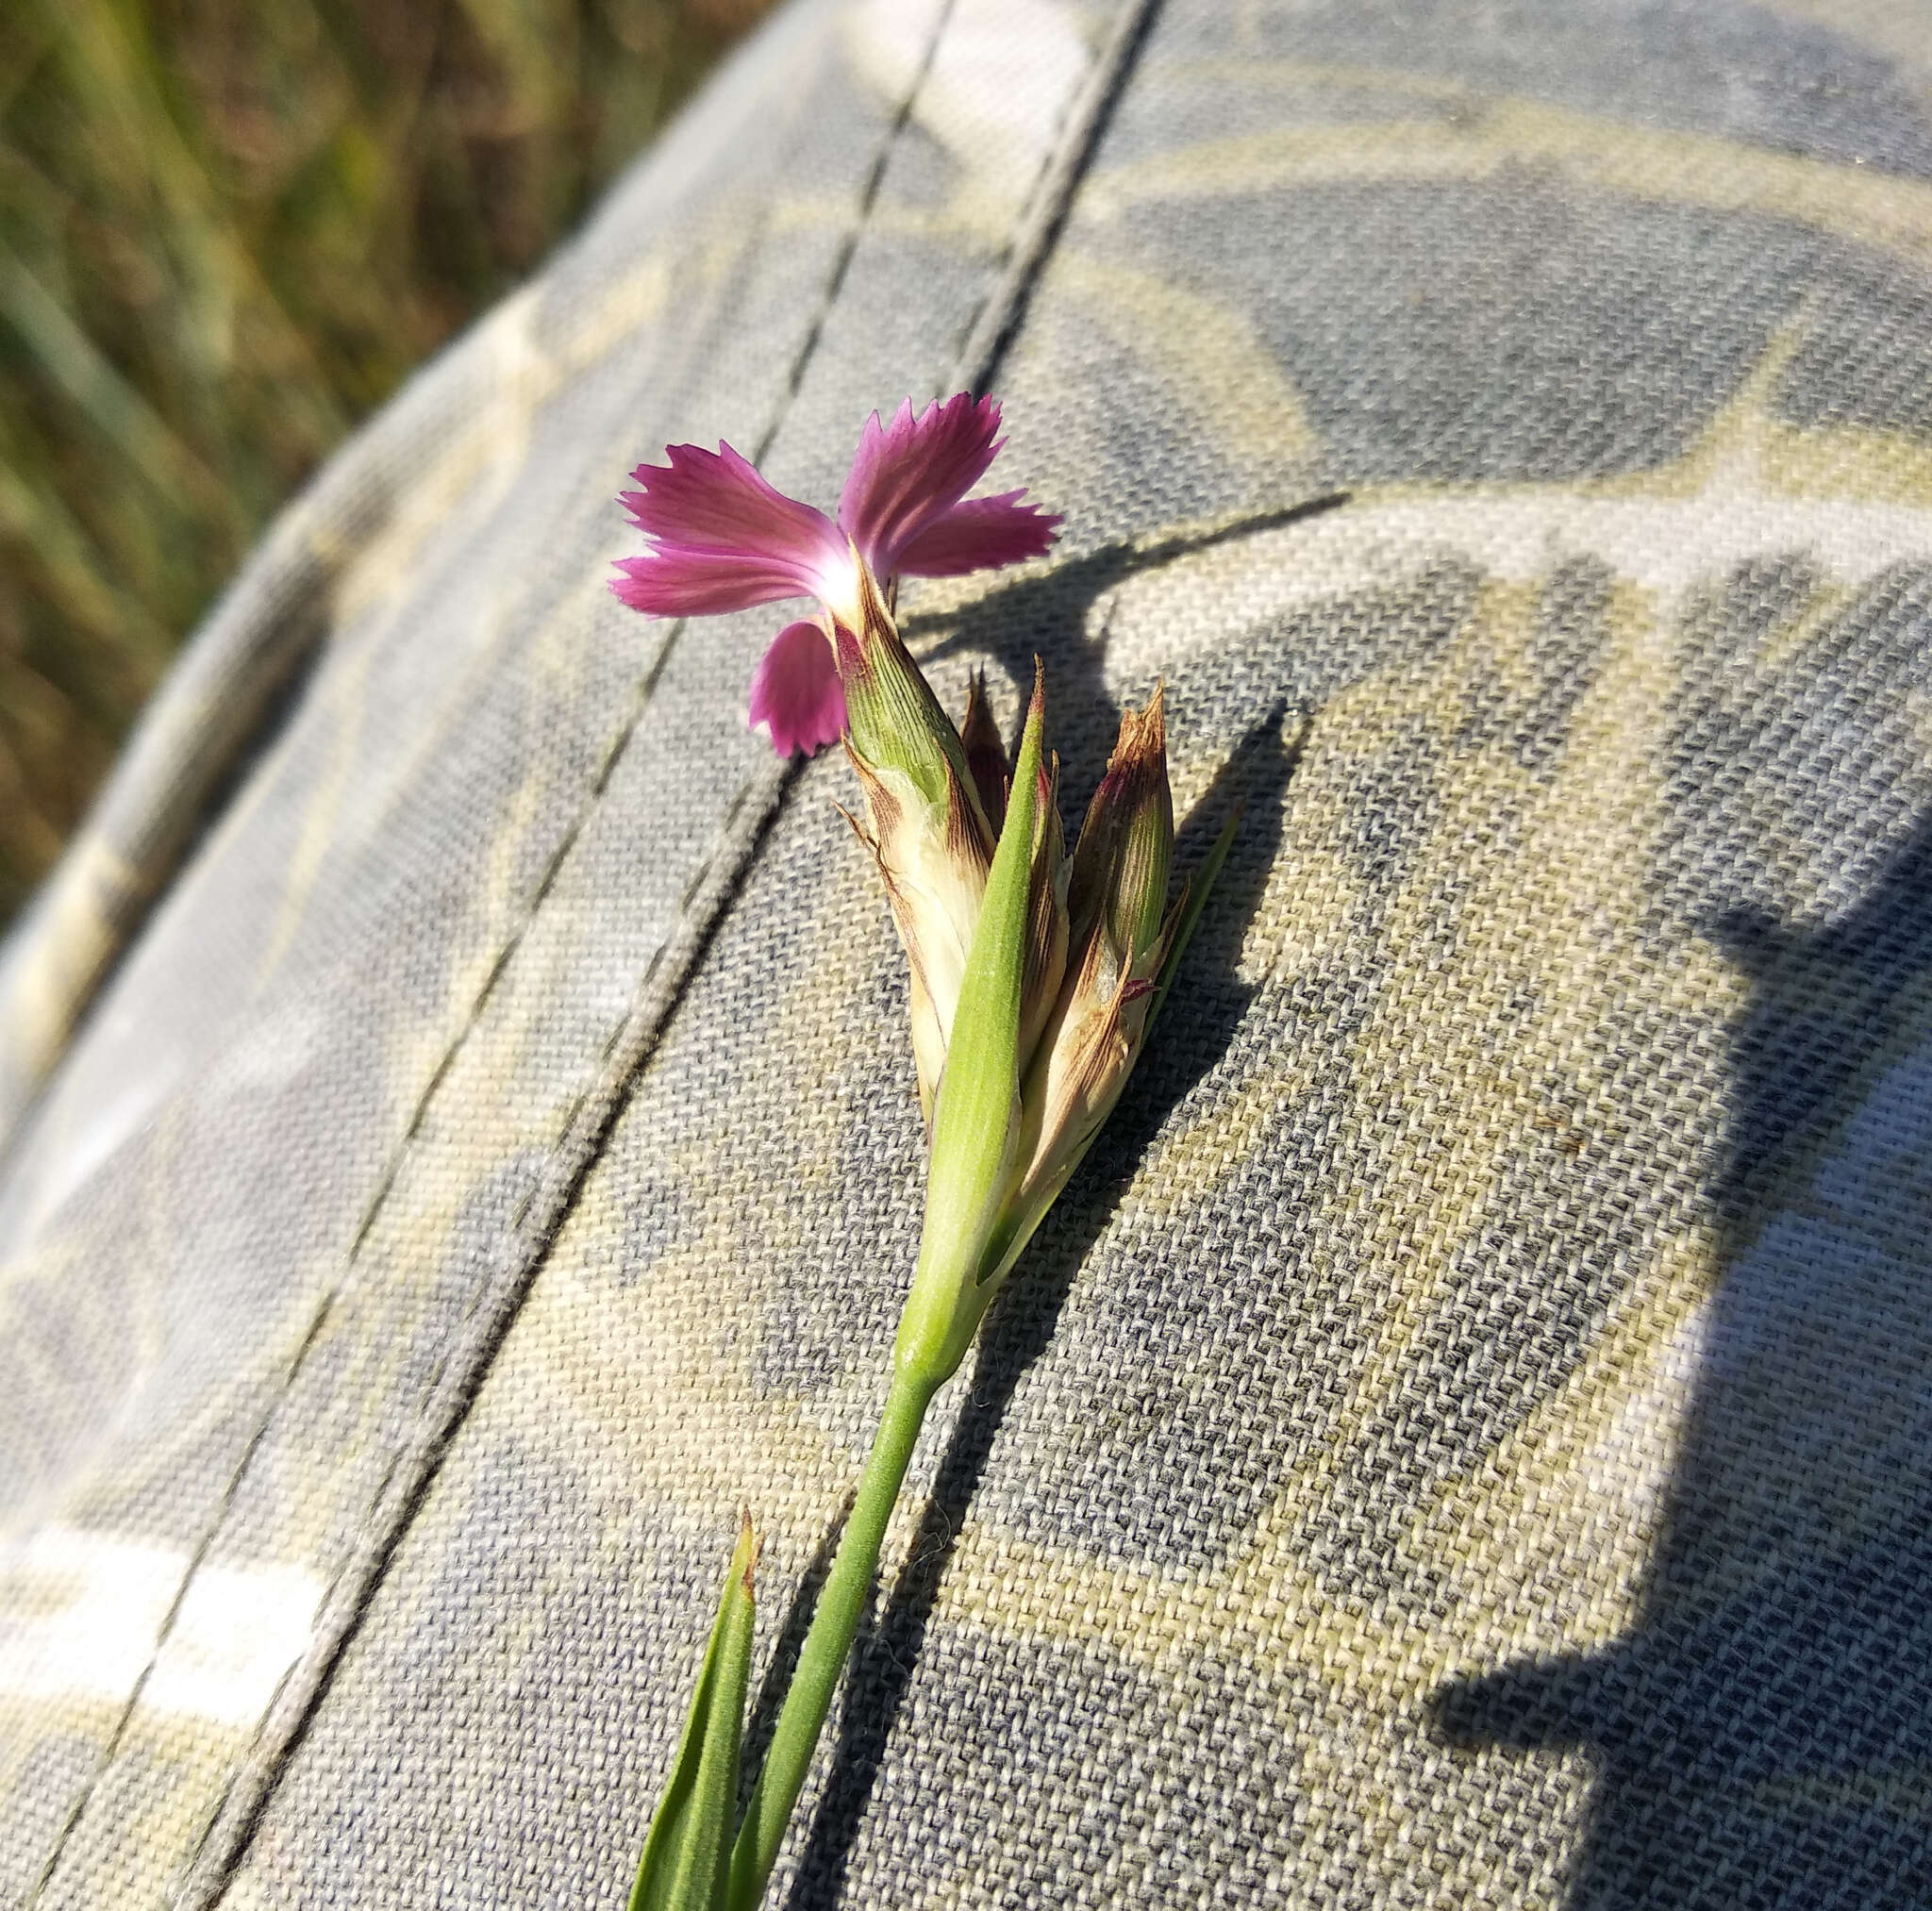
[837,393,1010,576]
[747,619,846,756]
[892,490,1062,577]
[612,549,816,617]
[616,440,848,615]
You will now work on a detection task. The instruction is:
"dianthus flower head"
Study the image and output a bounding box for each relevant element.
[612,394,1060,756]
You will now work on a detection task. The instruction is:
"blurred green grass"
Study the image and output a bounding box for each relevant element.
[0,0,776,925]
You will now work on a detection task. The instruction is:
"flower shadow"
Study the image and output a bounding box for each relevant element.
[898,492,1346,793]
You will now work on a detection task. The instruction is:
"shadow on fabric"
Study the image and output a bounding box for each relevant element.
[1432,808,1932,1909]
[902,493,1345,792]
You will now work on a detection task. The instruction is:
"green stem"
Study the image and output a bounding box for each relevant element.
[725,1363,940,1911]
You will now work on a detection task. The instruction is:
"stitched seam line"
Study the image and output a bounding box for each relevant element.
[15,555,693,1911]
[949,0,1165,393]
[19,12,960,1903]
[16,1298,336,1911]
[173,763,791,1909]
[28,0,1157,1897]
[171,0,1163,1895]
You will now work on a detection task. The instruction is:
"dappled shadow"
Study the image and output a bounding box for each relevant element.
[780,703,1307,1911]
[1433,809,1932,1908]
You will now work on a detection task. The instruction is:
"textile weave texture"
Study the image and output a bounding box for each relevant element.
[4,1,1932,1905]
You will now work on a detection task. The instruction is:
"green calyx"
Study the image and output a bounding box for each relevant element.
[836,556,991,838]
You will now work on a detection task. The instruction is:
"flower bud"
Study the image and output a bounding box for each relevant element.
[839,614,1206,1390]
[980,687,1180,1288]
[837,556,995,1122]
[1067,685,1174,994]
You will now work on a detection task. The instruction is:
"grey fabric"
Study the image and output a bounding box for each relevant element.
[5,1,1932,1905]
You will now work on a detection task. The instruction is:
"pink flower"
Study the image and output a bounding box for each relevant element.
[612,395,1059,756]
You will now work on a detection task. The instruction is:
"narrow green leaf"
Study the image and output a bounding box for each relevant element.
[629,1516,758,1911]
[892,663,1046,1387]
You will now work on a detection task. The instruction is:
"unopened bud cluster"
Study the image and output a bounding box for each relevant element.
[838,566,1182,1388]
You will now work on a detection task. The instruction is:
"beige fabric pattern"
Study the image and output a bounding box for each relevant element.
[4,1,1932,1906]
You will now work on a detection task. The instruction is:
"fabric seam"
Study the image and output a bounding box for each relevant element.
[170,1,1161,1897]
[948,0,1163,393]
[31,0,1161,1899]
[16,9,958,1903]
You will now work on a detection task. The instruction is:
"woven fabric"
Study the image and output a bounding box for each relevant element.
[5,1,1932,1905]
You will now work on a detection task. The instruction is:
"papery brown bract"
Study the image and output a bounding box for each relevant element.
[958,673,1011,835]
